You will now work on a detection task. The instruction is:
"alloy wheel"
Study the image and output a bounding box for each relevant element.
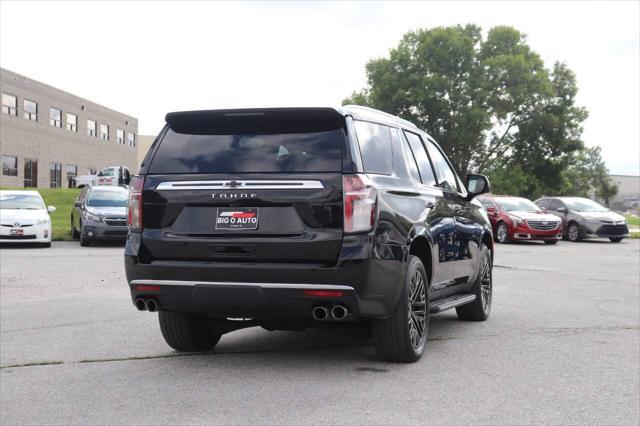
[480,253,492,311]
[497,224,508,243]
[408,270,427,350]
[569,224,580,241]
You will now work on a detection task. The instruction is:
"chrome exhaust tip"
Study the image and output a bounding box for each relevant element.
[145,299,158,312]
[135,298,147,311]
[312,306,329,321]
[331,305,348,320]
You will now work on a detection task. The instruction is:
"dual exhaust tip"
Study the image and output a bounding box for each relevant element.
[312,305,349,321]
[135,298,158,312]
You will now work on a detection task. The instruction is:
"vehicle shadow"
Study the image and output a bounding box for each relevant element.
[0,243,49,249]
[161,312,470,367]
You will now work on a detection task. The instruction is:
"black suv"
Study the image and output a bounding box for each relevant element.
[125,106,493,362]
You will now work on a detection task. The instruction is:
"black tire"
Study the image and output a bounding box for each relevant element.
[79,223,91,247]
[544,240,558,245]
[372,255,429,363]
[71,217,80,240]
[456,245,492,321]
[159,311,222,352]
[496,222,510,244]
[609,237,623,243]
[567,222,582,242]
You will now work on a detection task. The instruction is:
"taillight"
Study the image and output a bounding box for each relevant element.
[343,174,376,233]
[128,176,144,231]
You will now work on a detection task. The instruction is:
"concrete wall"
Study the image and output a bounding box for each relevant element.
[137,134,157,169]
[0,68,138,188]
[609,174,640,209]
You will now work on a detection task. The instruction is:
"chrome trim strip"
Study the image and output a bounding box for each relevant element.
[156,180,325,191]
[130,279,354,291]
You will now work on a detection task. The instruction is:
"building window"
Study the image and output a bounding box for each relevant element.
[2,155,18,176]
[100,123,109,140]
[117,128,125,144]
[128,132,136,148]
[88,167,97,175]
[24,100,37,121]
[2,93,17,115]
[49,162,62,188]
[66,164,78,188]
[49,108,62,127]
[87,119,97,137]
[24,159,38,187]
[66,113,77,132]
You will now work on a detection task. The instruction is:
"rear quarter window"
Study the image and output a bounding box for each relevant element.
[354,121,393,175]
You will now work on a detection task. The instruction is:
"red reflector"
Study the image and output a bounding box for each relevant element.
[135,284,161,292]
[303,290,343,297]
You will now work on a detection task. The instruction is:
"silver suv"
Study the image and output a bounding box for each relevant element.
[535,197,629,243]
[71,185,129,246]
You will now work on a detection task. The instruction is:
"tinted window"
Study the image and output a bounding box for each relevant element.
[354,121,393,175]
[395,129,420,182]
[536,199,550,209]
[403,131,436,186]
[549,199,565,211]
[150,127,344,174]
[426,140,459,192]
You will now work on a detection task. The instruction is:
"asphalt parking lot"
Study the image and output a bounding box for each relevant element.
[1,239,639,425]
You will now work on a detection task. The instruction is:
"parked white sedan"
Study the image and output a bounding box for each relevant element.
[0,190,56,247]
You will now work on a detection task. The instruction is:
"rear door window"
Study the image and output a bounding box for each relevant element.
[149,127,344,174]
[353,121,393,175]
[403,131,436,186]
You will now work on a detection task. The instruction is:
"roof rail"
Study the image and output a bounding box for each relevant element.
[342,105,418,129]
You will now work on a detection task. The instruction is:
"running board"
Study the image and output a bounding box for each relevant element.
[430,294,476,313]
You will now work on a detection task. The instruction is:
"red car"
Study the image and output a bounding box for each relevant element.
[477,195,563,244]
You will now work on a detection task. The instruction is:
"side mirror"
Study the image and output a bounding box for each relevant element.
[486,207,496,213]
[47,205,57,213]
[465,174,491,200]
[557,207,568,213]
[74,201,81,207]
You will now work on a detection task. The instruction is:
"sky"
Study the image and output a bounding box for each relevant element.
[1,1,638,175]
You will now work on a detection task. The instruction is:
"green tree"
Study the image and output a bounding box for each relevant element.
[559,146,617,204]
[344,25,588,197]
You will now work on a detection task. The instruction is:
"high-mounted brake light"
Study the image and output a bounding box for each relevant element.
[127,176,144,231]
[343,174,377,233]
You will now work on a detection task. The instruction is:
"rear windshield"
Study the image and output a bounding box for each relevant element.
[149,127,344,174]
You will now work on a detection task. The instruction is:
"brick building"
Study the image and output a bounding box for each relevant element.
[0,68,138,188]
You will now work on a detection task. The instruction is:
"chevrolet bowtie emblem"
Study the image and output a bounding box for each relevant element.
[225,180,243,188]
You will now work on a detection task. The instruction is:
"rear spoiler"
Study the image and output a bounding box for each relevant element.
[165,107,346,134]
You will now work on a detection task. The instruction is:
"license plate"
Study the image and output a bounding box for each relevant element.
[10,229,24,236]
[215,208,259,230]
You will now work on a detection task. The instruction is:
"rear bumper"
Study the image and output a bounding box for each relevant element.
[125,233,403,319]
[129,279,363,319]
